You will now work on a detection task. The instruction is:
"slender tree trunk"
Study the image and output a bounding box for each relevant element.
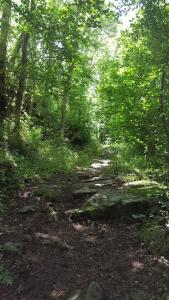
[28,35,37,116]
[159,67,169,148]
[10,33,23,65]
[15,32,30,129]
[0,1,11,120]
[60,81,70,134]
[60,63,74,134]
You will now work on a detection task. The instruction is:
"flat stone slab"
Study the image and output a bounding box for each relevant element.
[18,205,37,214]
[91,159,111,169]
[67,190,158,221]
[33,184,61,201]
[35,232,72,250]
[123,180,158,188]
[82,176,105,183]
[72,187,97,198]
[92,180,113,188]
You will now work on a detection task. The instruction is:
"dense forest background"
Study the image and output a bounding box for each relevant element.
[0,0,169,190]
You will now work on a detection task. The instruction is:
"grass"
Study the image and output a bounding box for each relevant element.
[104,141,169,257]
[138,222,169,255]
[0,121,102,190]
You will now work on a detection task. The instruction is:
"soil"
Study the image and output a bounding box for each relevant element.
[0,159,169,300]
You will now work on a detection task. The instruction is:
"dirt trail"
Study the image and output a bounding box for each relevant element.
[1,159,169,300]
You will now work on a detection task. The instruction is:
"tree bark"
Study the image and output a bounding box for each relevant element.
[10,33,23,65]
[15,32,30,129]
[159,67,169,148]
[0,1,11,120]
[60,63,74,135]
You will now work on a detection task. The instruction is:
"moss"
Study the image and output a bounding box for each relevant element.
[34,186,61,201]
[124,183,167,199]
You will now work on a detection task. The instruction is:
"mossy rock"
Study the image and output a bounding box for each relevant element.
[34,185,61,201]
[2,242,23,255]
[67,191,158,221]
[124,182,167,199]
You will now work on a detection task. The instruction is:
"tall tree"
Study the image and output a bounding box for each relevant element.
[0,0,11,120]
[15,31,30,129]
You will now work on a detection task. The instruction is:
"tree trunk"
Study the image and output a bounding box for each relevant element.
[60,63,74,135]
[0,1,11,120]
[10,33,23,65]
[159,67,169,148]
[15,32,30,129]
[60,82,70,135]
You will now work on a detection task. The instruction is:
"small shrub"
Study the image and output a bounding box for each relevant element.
[139,222,169,255]
[0,262,12,286]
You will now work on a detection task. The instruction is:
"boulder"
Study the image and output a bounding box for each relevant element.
[72,187,97,198]
[33,185,61,201]
[68,282,106,300]
[86,282,106,300]
[67,190,157,221]
[18,205,36,214]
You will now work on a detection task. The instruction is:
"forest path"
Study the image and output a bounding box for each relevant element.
[1,159,169,299]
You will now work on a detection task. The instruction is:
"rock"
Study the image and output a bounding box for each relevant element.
[82,176,104,183]
[91,159,111,169]
[39,203,58,222]
[93,180,112,188]
[81,180,113,189]
[33,185,61,201]
[86,282,106,300]
[68,290,84,300]
[48,207,58,222]
[73,187,96,198]
[77,168,101,179]
[22,234,33,242]
[3,242,23,255]
[18,205,36,214]
[35,232,72,250]
[123,180,158,188]
[68,282,106,300]
[83,192,123,208]
[67,190,157,221]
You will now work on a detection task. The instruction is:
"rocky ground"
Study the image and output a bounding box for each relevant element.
[0,159,169,299]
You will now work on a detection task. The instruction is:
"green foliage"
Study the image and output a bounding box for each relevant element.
[96,1,169,188]
[104,142,148,177]
[0,118,102,193]
[139,222,169,255]
[0,261,12,286]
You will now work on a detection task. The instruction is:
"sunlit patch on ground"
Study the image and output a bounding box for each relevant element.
[91,159,111,169]
[131,260,144,272]
[72,223,87,232]
[50,289,65,299]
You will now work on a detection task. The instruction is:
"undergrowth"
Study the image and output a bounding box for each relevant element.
[0,121,101,285]
[137,221,169,256]
[105,141,169,257]
[0,261,12,286]
[0,119,102,195]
